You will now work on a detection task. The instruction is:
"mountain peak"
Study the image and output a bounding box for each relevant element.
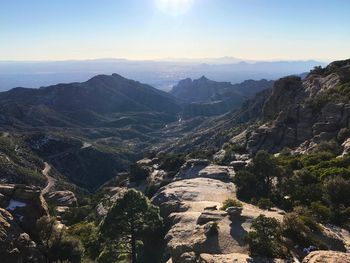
[87,73,126,84]
[198,75,209,81]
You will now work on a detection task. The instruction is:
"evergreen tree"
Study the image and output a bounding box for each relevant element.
[100,189,162,263]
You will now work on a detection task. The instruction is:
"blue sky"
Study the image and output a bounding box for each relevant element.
[1,0,349,61]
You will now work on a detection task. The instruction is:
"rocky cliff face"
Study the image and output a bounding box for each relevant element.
[0,208,44,263]
[170,76,236,103]
[0,184,48,239]
[170,77,273,118]
[240,59,350,154]
[165,59,350,155]
[0,184,48,262]
[170,77,273,104]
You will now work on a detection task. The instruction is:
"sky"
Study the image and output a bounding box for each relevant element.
[1,0,349,61]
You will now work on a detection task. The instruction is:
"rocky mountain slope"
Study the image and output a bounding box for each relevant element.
[158,59,350,156]
[171,77,273,103]
[1,60,349,263]
[0,73,274,192]
[0,73,180,129]
[170,77,273,117]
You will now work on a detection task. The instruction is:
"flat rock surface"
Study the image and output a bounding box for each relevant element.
[199,253,286,263]
[174,162,234,182]
[153,176,286,263]
[302,251,350,263]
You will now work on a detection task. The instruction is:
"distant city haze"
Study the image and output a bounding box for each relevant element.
[1,0,349,61]
[0,58,324,91]
[0,1,348,90]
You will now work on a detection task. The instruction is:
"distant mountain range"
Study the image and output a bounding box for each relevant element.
[171,76,273,103]
[3,57,348,191]
[171,76,274,117]
[0,73,273,190]
[0,58,325,91]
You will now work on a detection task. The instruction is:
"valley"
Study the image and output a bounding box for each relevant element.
[0,59,350,263]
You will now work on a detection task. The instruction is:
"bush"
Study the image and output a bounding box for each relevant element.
[310,202,332,223]
[283,213,313,247]
[234,170,258,200]
[337,128,350,143]
[37,216,83,263]
[188,148,215,159]
[69,222,100,260]
[49,235,84,263]
[299,215,322,232]
[312,141,342,156]
[221,149,236,165]
[64,205,92,226]
[223,143,247,154]
[246,215,286,258]
[158,153,186,173]
[258,198,274,210]
[221,198,243,210]
[333,205,350,226]
[283,213,324,249]
[324,177,350,206]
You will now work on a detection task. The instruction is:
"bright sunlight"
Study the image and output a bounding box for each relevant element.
[155,0,194,16]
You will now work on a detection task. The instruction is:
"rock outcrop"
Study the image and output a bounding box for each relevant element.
[153,177,236,262]
[234,59,350,154]
[0,208,43,263]
[302,250,350,263]
[170,77,273,104]
[152,160,285,263]
[0,184,48,239]
[174,159,234,182]
[45,191,77,207]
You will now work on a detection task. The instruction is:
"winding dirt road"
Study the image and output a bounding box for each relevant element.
[42,162,55,195]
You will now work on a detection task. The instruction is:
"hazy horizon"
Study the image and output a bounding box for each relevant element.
[0,57,332,63]
[0,58,326,91]
[1,0,349,61]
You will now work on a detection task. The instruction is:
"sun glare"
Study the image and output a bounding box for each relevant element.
[155,0,194,16]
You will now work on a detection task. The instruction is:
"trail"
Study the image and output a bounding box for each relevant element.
[1,132,9,138]
[42,162,55,195]
[81,142,92,149]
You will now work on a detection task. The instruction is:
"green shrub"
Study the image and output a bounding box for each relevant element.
[333,205,350,226]
[311,141,342,156]
[258,198,274,210]
[299,215,322,232]
[246,215,286,258]
[69,222,100,260]
[282,213,325,249]
[234,170,258,200]
[310,202,332,223]
[158,153,186,173]
[324,177,350,206]
[337,128,350,143]
[37,216,83,263]
[283,213,313,247]
[221,198,243,210]
[64,205,92,226]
